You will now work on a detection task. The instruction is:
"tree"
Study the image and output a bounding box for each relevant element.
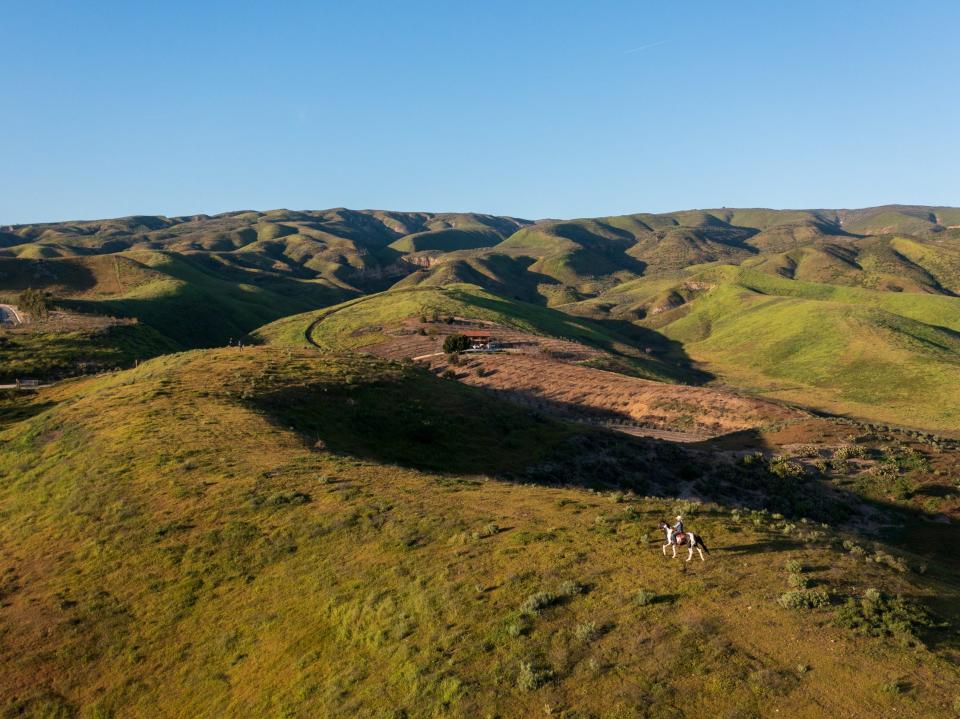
[443,334,470,354]
[18,288,51,321]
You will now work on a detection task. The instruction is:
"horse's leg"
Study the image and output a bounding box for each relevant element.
[697,546,705,561]
[686,544,694,561]
[662,542,669,556]
[671,544,677,559]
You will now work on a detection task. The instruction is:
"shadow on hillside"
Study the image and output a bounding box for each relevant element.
[454,254,573,306]
[0,257,98,293]
[445,287,710,384]
[0,399,57,430]
[250,366,947,532]
[721,539,805,554]
[584,315,713,384]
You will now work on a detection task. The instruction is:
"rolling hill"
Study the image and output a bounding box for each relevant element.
[3,204,960,717]
[4,204,960,429]
[568,266,960,431]
[2,347,958,717]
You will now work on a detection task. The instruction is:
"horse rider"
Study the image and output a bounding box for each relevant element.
[672,515,685,542]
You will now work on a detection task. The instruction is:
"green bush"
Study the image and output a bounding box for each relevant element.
[834,445,867,460]
[833,589,942,641]
[443,334,470,354]
[472,522,500,540]
[778,589,830,610]
[517,660,552,690]
[784,559,803,574]
[18,288,52,320]
[520,591,557,615]
[770,456,805,479]
[557,580,584,597]
[788,573,809,590]
[574,621,600,642]
[635,589,656,607]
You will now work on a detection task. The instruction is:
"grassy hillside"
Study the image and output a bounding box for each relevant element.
[572,267,960,431]
[394,206,960,309]
[0,250,348,375]
[0,319,177,382]
[2,347,958,718]
[5,204,959,413]
[0,210,529,292]
[254,283,695,383]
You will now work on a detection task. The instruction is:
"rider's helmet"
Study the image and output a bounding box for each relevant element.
[676,515,682,521]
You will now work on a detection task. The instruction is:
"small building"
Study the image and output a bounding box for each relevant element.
[462,331,499,350]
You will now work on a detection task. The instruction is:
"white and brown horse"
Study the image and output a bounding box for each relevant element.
[658,520,709,561]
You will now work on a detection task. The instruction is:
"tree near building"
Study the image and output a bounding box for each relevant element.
[443,334,470,354]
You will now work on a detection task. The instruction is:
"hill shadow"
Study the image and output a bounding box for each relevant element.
[442,286,710,383]
[0,398,57,430]
[0,257,98,293]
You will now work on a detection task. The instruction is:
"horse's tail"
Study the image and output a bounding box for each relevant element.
[697,535,710,554]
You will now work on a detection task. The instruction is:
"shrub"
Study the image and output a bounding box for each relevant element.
[440,369,457,380]
[557,580,583,597]
[520,592,557,616]
[574,621,600,642]
[517,660,552,691]
[834,589,943,641]
[473,523,500,539]
[506,618,530,638]
[443,334,470,354]
[770,456,805,480]
[635,589,655,607]
[784,560,803,574]
[18,288,52,320]
[741,452,764,466]
[778,589,830,610]
[788,573,809,590]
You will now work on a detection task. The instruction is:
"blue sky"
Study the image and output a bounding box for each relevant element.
[2,0,958,223]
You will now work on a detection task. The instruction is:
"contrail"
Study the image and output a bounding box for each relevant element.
[624,40,667,54]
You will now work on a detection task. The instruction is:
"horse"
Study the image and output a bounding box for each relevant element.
[658,520,709,562]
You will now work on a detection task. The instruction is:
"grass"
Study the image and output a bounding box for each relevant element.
[575,265,960,431]
[253,283,689,382]
[4,206,960,715]
[0,347,957,718]
[0,321,177,381]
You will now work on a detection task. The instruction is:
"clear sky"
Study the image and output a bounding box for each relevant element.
[3,0,958,224]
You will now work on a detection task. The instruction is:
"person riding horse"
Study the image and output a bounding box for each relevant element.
[671,515,685,544]
[659,516,708,561]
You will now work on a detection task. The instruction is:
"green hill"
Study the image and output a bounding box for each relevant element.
[4,204,960,416]
[2,347,958,717]
[255,283,692,383]
[572,267,960,430]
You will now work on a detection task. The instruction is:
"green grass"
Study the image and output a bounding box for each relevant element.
[0,322,178,381]
[254,283,691,382]
[581,266,960,430]
[1,347,957,718]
